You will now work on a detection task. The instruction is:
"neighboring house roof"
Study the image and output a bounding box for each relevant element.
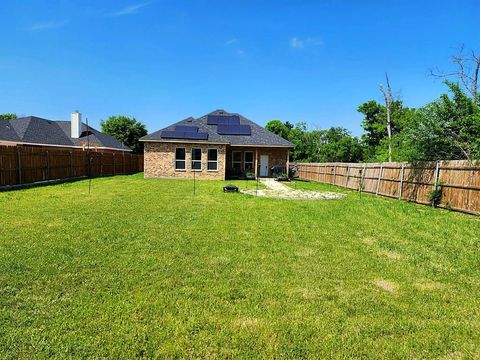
[0,116,130,151]
[141,109,294,147]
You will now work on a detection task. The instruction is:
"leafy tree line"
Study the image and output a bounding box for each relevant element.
[267,47,480,163]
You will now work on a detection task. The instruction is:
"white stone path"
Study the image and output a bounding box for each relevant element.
[240,178,346,200]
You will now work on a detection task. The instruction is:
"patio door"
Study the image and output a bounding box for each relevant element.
[260,155,269,177]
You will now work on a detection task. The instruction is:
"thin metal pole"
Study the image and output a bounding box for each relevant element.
[256,164,259,195]
[86,117,91,195]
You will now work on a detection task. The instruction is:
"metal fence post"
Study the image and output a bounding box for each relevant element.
[16,150,21,184]
[432,160,441,207]
[399,163,405,199]
[69,151,73,177]
[376,163,383,195]
[45,151,50,180]
[346,165,350,188]
[333,164,337,185]
[359,164,366,192]
[0,151,3,185]
[433,160,440,189]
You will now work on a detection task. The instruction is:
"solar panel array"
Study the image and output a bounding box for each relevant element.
[217,124,252,135]
[161,125,208,140]
[207,115,240,125]
[175,125,199,132]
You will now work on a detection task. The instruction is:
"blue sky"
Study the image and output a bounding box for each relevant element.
[0,0,477,136]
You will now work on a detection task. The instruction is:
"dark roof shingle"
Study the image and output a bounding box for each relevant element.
[141,110,294,147]
[0,116,129,150]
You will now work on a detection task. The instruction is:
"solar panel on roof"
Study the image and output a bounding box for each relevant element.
[161,130,208,140]
[207,115,240,125]
[175,125,199,132]
[217,124,251,135]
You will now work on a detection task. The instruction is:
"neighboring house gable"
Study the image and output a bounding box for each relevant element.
[0,115,130,151]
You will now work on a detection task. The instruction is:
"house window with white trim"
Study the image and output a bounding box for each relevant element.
[175,148,186,170]
[244,151,254,171]
[207,149,218,171]
[232,151,242,170]
[191,148,202,171]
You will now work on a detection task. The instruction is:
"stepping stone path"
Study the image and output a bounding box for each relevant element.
[240,178,346,200]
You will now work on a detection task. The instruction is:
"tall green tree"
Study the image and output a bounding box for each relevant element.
[0,113,16,120]
[265,119,290,139]
[288,122,310,161]
[357,100,415,161]
[100,115,147,154]
[308,127,363,163]
[404,82,480,161]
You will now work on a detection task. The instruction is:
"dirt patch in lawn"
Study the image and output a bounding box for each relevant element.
[378,250,402,260]
[413,280,446,291]
[373,279,398,293]
[232,317,260,330]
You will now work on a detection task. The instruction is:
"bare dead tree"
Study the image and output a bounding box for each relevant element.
[379,72,393,162]
[430,45,480,103]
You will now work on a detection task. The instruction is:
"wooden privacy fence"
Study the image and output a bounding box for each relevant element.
[0,145,144,189]
[294,161,480,215]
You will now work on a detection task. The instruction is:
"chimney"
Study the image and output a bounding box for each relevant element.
[71,111,82,138]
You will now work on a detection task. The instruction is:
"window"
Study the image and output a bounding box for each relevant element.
[175,148,186,170]
[191,148,202,171]
[207,149,218,171]
[244,151,254,171]
[232,151,242,170]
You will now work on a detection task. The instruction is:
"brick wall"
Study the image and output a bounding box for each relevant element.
[144,142,226,180]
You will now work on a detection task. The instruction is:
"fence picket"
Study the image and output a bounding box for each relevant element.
[0,145,143,189]
[294,161,480,216]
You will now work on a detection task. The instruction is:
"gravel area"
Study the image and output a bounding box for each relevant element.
[240,178,346,200]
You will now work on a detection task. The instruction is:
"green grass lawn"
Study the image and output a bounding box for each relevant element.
[1,174,479,359]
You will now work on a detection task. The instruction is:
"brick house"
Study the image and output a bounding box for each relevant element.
[140,110,294,180]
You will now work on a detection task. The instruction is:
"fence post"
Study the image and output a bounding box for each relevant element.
[333,164,337,185]
[0,151,3,185]
[399,163,404,199]
[113,153,116,176]
[16,150,21,185]
[346,164,350,188]
[69,151,73,177]
[100,153,104,177]
[359,164,366,192]
[45,151,50,180]
[432,160,441,207]
[376,163,383,195]
[433,160,440,189]
[123,152,125,174]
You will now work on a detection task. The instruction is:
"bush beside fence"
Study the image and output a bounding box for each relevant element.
[294,161,480,215]
[0,145,144,189]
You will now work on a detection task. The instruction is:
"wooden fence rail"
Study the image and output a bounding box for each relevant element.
[0,145,144,189]
[294,161,480,215]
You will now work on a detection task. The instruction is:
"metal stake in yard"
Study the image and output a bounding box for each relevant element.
[193,166,196,196]
[86,117,92,195]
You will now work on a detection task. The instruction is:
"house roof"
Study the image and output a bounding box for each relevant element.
[141,110,294,147]
[0,116,130,151]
